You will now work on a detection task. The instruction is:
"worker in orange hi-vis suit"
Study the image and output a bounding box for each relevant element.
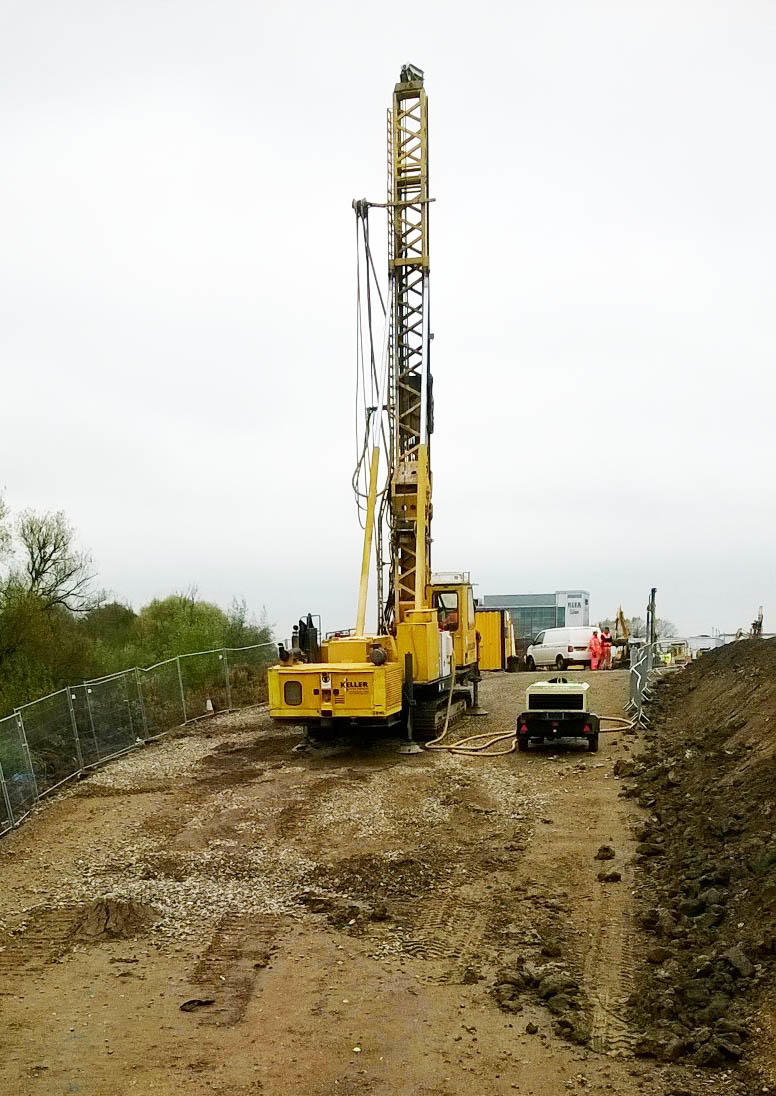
[588,629,601,670]
[600,626,614,670]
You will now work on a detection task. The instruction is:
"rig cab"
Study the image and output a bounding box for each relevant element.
[429,573,478,673]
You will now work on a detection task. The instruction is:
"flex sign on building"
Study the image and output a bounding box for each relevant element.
[558,591,589,626]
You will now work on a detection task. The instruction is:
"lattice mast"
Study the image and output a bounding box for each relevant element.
[386,64,432,629]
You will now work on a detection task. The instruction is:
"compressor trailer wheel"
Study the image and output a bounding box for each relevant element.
[516,710,601,752]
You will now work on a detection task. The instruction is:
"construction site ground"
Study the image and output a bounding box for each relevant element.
[0,669,747,1095]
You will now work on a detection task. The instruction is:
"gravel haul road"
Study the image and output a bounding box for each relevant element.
[0,670,739,1095]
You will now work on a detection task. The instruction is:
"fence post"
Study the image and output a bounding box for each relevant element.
[16,711,40,802]
[84,687,100,760]
[122,672,135,739]
[66,689,85,772]
[135,668,149,739]
[176,657,188,723]
[223,650,232,710]
[0,757,14,828]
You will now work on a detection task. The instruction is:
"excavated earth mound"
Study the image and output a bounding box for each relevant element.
[69,898,159,942]
[624,638,776,1085]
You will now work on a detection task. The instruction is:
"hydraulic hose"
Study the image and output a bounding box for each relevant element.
[598,715,635,731]
[425,653,457,748]
[425,655,517,756]
[424,659,635,755]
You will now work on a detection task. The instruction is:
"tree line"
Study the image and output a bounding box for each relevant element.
[0,498,272,717]
[597,614,678,639]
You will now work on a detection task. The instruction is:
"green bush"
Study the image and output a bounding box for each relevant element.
[0,592,273,719]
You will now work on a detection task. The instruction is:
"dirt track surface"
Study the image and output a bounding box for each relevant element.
[0,670,735,1095]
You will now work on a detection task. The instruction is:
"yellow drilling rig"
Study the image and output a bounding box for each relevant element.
[267,64,479,748]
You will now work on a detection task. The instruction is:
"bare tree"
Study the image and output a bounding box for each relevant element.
[656,618,678,639]
[16,510,95,612]
[0,493,11,562]
[599,614,677,640]
[628,616,646,638]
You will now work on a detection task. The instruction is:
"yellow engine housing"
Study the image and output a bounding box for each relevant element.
[268,661,403,722]
[268,581,479,727]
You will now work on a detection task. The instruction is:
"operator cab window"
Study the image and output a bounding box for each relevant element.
[433,590,459,632]
[533,631,545,645]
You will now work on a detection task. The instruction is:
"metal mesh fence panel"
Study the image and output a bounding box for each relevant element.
[17,690,81,796]
[633,648,647,703]
[628,650,642,708]
[69,684,100,767]
[0,766,11,833]
[85,673,141,760]
[179,650,229,720]
[138,658,186,738]
[0,642,275,839]
[226,644,272,708]
[128,670,149,740]
[627,643,661,724]
[0,713,37,822]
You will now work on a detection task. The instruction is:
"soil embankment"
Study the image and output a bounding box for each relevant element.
[626,638,776,1088]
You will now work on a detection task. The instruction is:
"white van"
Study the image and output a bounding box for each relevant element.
[525,627,596,671]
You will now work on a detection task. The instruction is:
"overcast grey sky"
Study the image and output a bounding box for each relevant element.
[2,1,774,637]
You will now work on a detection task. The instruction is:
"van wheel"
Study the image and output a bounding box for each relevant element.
[518,736,529,752]
[555,655,567,670]
[525,657,536,671]
[588,733,599,753]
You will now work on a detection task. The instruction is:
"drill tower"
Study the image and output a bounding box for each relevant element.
[267,64,479,743]
[387,64,432,629]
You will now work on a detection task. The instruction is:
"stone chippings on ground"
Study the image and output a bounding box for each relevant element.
[1,665,774,1095]
[0,716,547,951]
[1,735,315,944]
[624,638,776,1086]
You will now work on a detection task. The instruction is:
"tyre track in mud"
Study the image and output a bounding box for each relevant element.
[502,671,639,1057]
[584,882,636,1055]
[190,911,288,1026]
